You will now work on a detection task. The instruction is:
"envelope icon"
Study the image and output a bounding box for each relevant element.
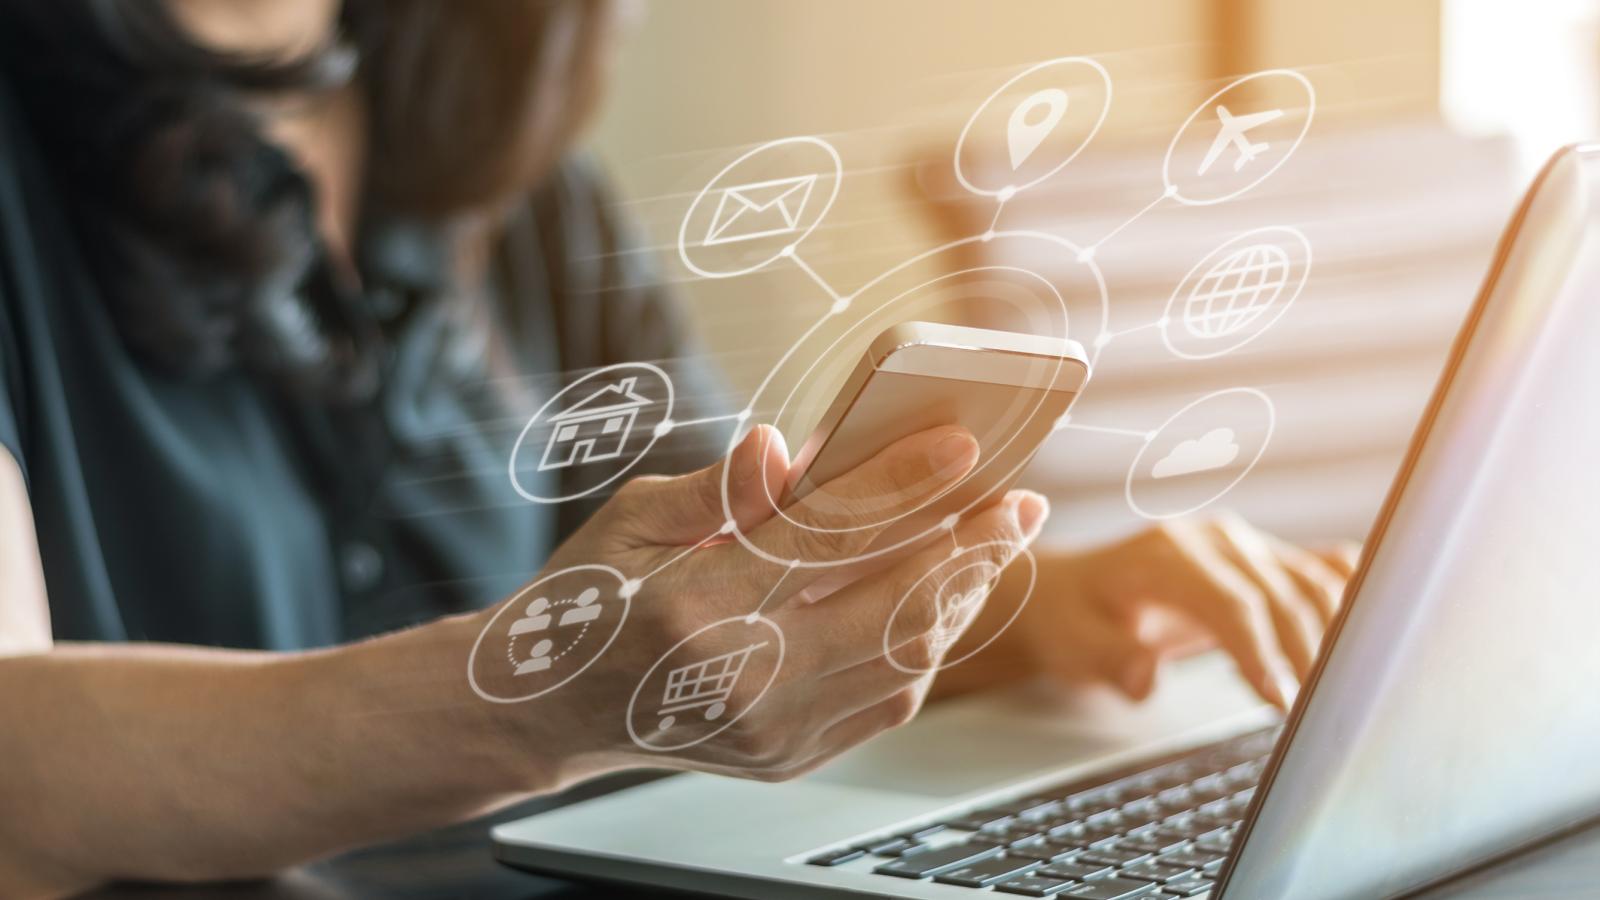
[702,174,818,246]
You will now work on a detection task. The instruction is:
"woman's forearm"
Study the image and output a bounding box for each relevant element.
[0,612,546,897]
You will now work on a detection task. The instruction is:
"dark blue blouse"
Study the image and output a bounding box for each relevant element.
[0,81,731,649]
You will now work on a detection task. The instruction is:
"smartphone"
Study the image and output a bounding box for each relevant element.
[785,321,1090,551]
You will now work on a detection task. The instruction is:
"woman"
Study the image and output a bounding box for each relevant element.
[0,1,1355,895]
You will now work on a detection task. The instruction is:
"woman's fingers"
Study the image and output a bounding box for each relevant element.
[746,685,930,781]
[777,490,1046,678]
[809,655,931,724]
[1153,523,1294,708]
[612,425,790,545]
[1315,541,1363,579]
[734,425,982,604]
[1267,535,1346,625]
[811,675,936,759]
[1207,516,1323,679]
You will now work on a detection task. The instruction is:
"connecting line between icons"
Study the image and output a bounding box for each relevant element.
[660,410,751,434]
[752,560,800,617]
[784,249,849,307]
[637,523,733,586]
[1054,417,1156,441]
[1085,187,1175,255]
[983,198,1008,238]
[1093,317,1168,349]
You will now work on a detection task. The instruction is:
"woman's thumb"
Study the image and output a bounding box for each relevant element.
[622,425,790,545]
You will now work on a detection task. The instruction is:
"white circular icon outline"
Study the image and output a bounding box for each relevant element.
[677,136,844,279]
[882,541,1037,674]
[508,362,676,505]
[718,231,1107,570]
[466,564,630,704]
[1124,388,1276,521]
[954,57,1113,198]
[1160,225,1312,360]
[626,614,786,753]
[1162,69,1315,207]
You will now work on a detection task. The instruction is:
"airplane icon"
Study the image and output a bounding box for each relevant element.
[1197,105,1284,175]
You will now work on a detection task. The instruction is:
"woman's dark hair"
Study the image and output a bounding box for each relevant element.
[0,1,598,399]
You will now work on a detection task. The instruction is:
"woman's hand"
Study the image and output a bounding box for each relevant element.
[469,424,1049,789]
[1004,515,1359,708]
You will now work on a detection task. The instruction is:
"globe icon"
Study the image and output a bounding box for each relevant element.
[1183,243,1290,339]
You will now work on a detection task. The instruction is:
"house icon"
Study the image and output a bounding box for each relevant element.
[539,377,654,471]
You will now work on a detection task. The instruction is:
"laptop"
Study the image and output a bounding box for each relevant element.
[492,144,1600,899]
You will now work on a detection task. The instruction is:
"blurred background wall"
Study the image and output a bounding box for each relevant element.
[582,0,1594,546]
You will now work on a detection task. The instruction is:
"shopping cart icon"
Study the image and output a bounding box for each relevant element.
[655,641,771,732]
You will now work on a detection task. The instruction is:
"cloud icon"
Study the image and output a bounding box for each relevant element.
[1151,427,1240,479]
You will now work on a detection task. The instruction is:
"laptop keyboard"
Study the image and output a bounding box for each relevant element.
[805,726,1279,898]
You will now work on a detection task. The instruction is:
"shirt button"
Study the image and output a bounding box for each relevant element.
[368,286,407,322]
[340,541,385,593]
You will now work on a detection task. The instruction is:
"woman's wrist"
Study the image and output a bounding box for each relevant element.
[310,610,569,800]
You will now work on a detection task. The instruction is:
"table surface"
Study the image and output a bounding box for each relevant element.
[84,771,1600,900]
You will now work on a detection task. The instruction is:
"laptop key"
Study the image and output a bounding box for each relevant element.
[1047,822,1089,842]
[1120,860,1197,884]
[1156,786,1197,808]
[995,874,1078,897]
[1159,879,1215,896]
[1039,860,1114,881]
[1193,829,1234,854]
[1010,837,1073,862]
[1191,812,1238,831]
[805,847,865,867]
[1080,824,1126,845]
[1050,829,1120,850]
[992,820,1050,840]
[1006,798,1064,819]
[1119,799,1165,827]
[1117,832,1190,855]
[1069,797,1122,817]
[1078,845,1153,867]
[934,854,1041,887]
[873,842,1001,879]
[1221,763,1258,788]
[1061,876,1160,899]
[864,837,922,856]
[1158,847,1226,872]
[1155,819,1212,840]
[947,808,1018,830]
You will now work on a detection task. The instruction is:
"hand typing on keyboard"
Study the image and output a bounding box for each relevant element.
[941,514,1359,709]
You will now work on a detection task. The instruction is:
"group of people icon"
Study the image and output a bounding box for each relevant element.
[508,587,605,676]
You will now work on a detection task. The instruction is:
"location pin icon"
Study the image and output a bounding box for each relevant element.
[1007,88,1069,170]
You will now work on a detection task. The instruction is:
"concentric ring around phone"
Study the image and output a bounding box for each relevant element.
[718,231,1107,571]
